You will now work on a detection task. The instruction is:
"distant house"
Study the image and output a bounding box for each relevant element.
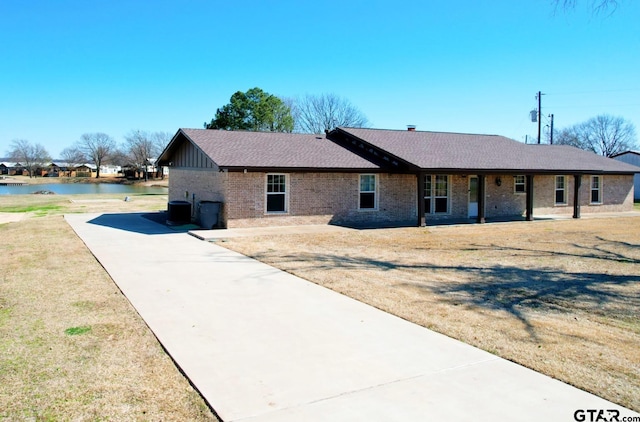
[99,164,122,176]
[611,151,640,200]
[0,162,12,175]
[122,159,165,179]
[1,162,26,176]
[44,162,71,177]
[75,164,97,177]
[157,127,639,228]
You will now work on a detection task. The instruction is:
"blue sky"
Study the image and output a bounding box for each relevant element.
[1,0,639,158]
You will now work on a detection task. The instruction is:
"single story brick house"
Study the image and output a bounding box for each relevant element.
[157,127,639,228]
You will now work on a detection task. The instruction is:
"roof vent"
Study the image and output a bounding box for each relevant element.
[407,125,416,131]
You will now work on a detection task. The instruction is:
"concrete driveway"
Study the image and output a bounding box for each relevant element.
[65,212,638,421]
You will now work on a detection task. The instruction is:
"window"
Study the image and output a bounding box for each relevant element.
[423,175,449,214]
[514,175,526,193]
[424,175,432,214]
[359,174,377,210]
[555,175,567,205]
[591,176,602,204]
[266,174,287,213]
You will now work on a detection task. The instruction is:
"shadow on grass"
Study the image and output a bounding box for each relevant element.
[461,238,640,265]
[250,239,640,340]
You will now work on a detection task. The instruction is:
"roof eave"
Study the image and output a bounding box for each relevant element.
[220,166,382,173]
[413,168,637,175]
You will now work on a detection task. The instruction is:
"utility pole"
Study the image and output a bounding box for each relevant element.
[549,114,554,144]
[536,91,545,144]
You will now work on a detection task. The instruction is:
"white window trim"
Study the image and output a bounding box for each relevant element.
[265,173,289,214]
[514,175,526,194]
[359,174,378,211]
[555,175,567,206]
[590,175,603,205]
[424,174,451,215]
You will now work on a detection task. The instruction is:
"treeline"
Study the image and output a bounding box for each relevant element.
[6,87,372,178]
[5,130,172,179]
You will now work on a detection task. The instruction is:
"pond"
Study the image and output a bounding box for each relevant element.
[0,183,168,195]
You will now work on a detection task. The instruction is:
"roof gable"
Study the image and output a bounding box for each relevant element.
[159,129,380,171]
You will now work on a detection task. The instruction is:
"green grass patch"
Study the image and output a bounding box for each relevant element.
[0,204,64,214]
[0,307,11,327]
[64,326,92,336]
[71,300,96,311]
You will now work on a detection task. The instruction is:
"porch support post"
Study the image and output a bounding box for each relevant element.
[525,175,534,221]
[573,174,582,219]
[417,172,426,227]
[477,174,486,223]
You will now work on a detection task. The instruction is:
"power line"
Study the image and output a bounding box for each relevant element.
[541,103,640,109]
[545,88,640,96]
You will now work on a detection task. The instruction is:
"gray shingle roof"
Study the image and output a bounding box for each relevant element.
[337,128,640,173]
[179,129,380,170]
[160,127,640,174]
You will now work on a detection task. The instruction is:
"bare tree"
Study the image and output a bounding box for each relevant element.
[150,131,172,179]
[77,133,116,178]
[552,0,621,14]
[122,130,171,180]
[7,139,51,178]
[292,93,369,134]
[109,147,130,168]
[124,130,153,180]
[555,114,637,157]
[60,146,87,177]
[150,131,172,157]
[554,127,583,148]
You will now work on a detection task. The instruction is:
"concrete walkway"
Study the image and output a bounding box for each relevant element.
[65,212,638,422]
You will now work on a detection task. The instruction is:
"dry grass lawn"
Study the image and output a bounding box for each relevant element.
[2,189,638,416]
[220,216,640,412]
[0,193,218,421]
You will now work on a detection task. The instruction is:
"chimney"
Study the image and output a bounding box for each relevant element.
[407,125,416,132]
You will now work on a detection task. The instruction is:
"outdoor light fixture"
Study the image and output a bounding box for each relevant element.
[495,177,502,186]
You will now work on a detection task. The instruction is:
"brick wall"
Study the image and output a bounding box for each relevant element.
[425,174,632,221]
[485,175,527,217]
[168,168,229,225]
[168,169,634,228]
[448,175,468,219]
[532,174,633,215]
[226,172,417,228]
[426,175,527,221]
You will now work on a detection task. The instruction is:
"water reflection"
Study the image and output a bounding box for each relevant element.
[0,183,168,195]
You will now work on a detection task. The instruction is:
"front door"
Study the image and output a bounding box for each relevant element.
[468,176,478,218]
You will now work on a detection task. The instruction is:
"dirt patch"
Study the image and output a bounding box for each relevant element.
[221,217,640,411]
[0,213,26,224]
